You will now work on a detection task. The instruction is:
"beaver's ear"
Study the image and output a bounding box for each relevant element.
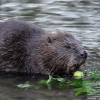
[47,37,52,43]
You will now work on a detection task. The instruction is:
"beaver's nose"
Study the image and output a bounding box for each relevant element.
[81,51,87,58]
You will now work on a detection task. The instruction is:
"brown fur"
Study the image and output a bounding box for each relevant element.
[0,20,87,76]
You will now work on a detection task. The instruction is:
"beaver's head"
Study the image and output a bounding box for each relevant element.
[42,31,87,76]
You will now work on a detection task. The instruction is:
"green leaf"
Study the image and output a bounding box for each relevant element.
[58,82,68,87]
[17,81,40,90]
[46,75,53,84]
[88,71,100,79]
[56,78,66,82]
[33,85,40,89]
[82,80,92,87]
[74,87,91,96]
[46,83,51,90]
[45,75,53,90]
[39,80,47,84]
[71,80,83,87]
[17,82,31,88]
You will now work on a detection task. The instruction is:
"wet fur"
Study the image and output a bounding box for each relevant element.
[0,20,87,76]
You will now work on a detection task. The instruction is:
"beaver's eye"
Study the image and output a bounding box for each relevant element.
[47,37,52,43]
[65,45,71,49]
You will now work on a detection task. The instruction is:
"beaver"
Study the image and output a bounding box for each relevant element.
[0,20,87,76]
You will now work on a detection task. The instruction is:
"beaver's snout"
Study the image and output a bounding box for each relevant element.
[81,50,87,59]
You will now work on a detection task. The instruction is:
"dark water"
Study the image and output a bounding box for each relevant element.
[0,0,100,100]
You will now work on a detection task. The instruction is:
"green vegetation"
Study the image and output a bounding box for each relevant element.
[17,71,100,96]
[17,81,39,90]
[73,71,84,79]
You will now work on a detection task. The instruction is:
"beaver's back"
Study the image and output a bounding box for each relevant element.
[0,20,45,74]
[0,20,45,39]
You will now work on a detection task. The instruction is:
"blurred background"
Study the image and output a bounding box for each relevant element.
[0,0,100,100]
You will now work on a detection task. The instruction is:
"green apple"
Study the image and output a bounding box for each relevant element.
[73,71,84,79]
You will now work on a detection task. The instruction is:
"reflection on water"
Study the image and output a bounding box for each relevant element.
[0,0,100,100]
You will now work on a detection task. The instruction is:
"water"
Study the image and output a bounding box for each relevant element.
[0,0,100,100]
